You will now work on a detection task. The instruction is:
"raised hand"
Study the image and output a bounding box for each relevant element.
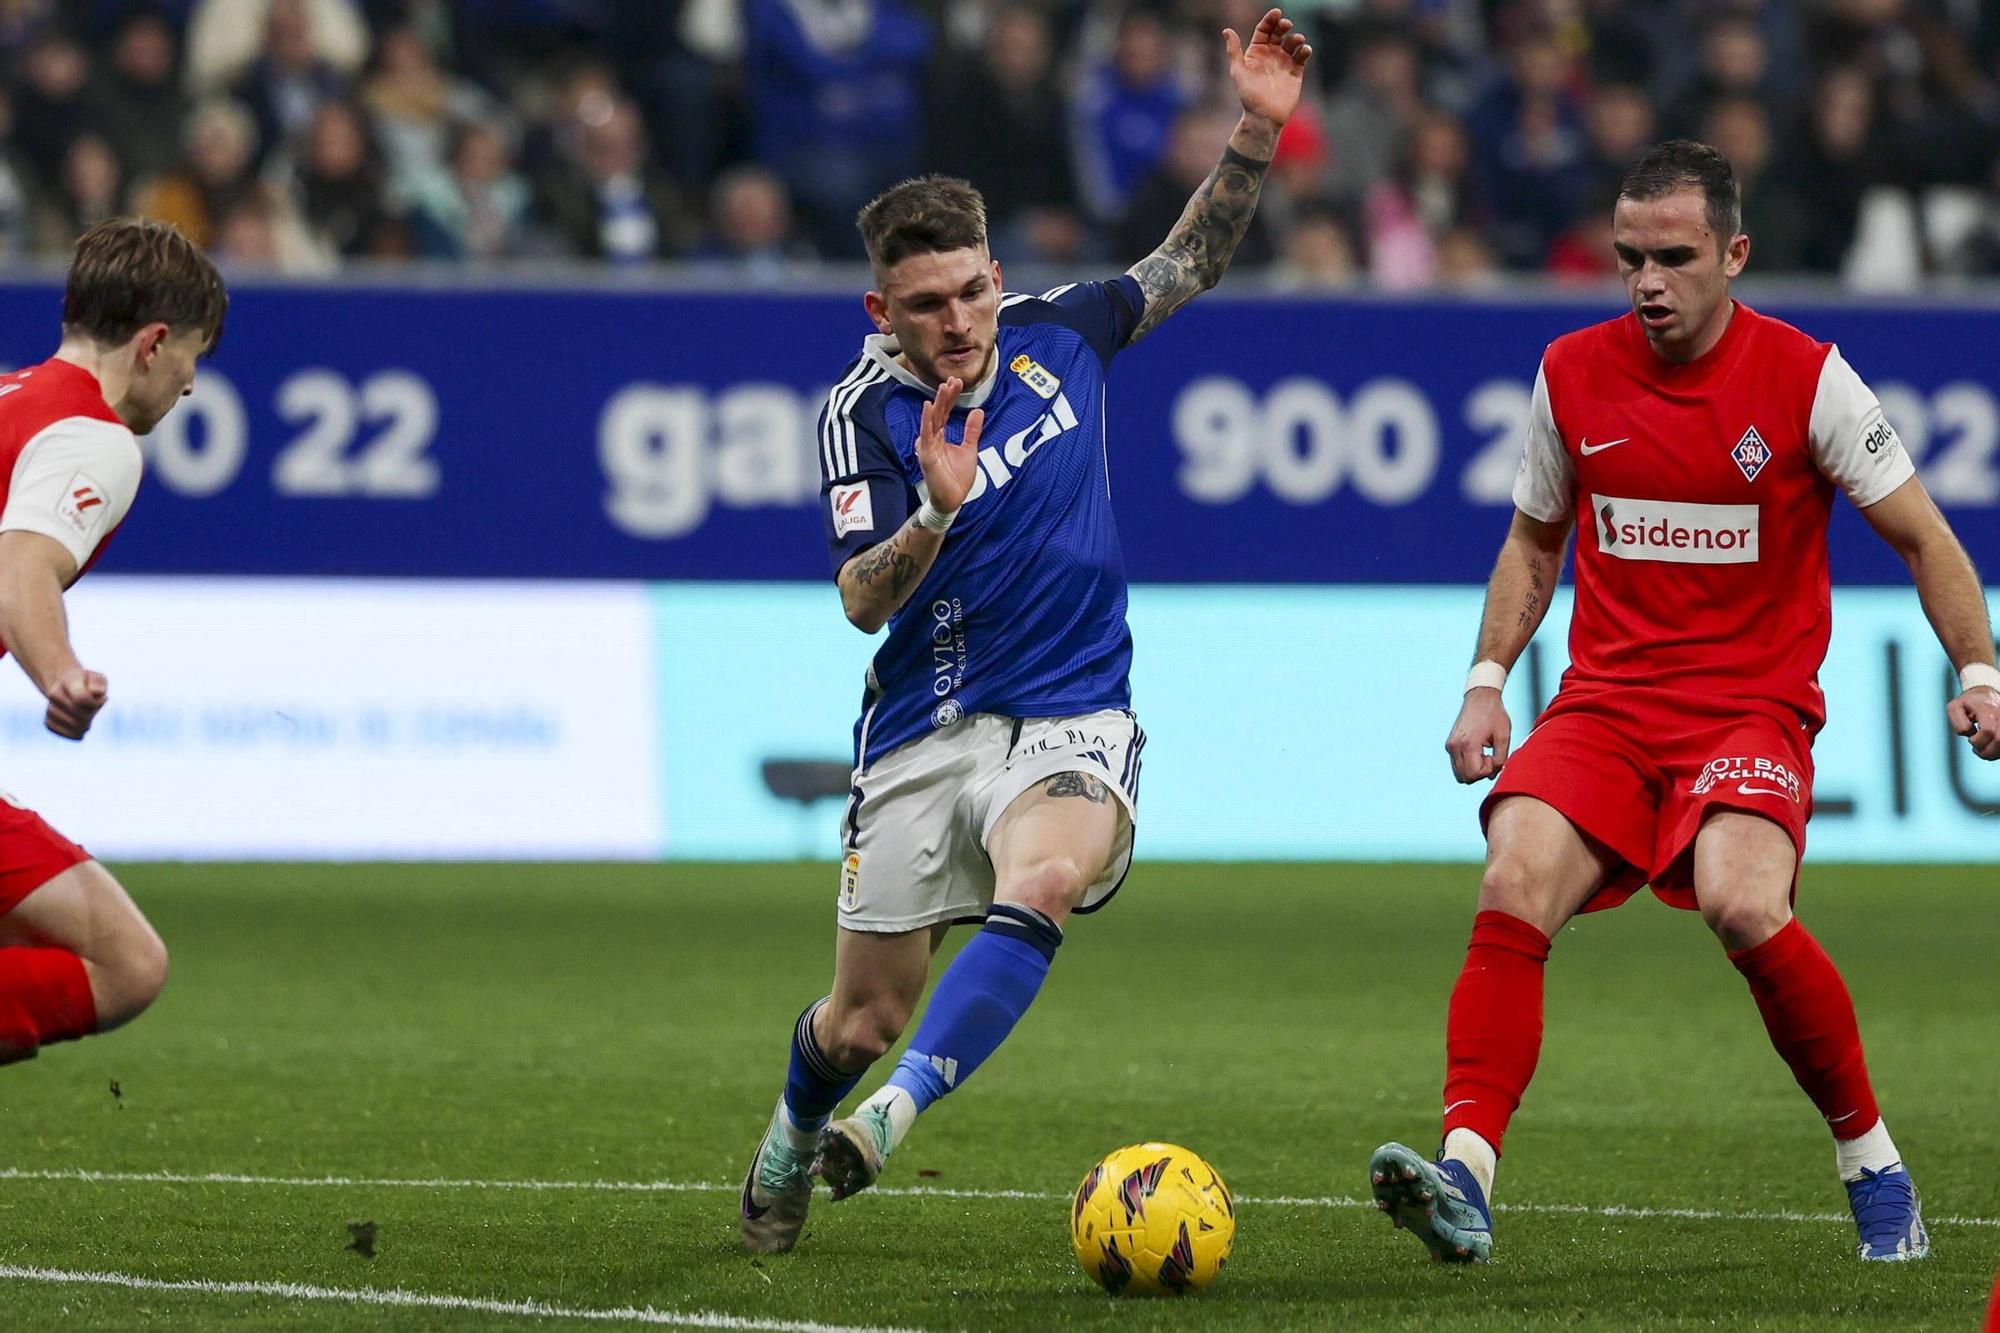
[1226,8,1312,127]
[1948,685,2000,761]
[1446,687,1511,783]
[916,377,984,516]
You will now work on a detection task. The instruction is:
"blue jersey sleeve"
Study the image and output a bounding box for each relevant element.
[818,384,912,576]
[1003,277,1145,368]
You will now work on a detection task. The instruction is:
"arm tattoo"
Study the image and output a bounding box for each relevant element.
[1128,145,1270,341]
[1043,771,1111,803]
[847,529,923,601]
[1517,559,1545,630]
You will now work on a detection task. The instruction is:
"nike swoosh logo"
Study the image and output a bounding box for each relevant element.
[1735,783,1795,799]
[1443,1100,1475,1115]
[1580,437,1631,456]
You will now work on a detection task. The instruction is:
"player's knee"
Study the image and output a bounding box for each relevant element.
[824,1004,906,1070]
[997,857,1090,920]
[91,924,169,1031]
[1476,855,1556,930]
[1700,891,1790,952]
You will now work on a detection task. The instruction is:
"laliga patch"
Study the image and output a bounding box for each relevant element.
[1731,425,1771,483]
[830,481,874,538]
[839,851,861,911]
[56,471,110,538]
[1010,353,1061,400]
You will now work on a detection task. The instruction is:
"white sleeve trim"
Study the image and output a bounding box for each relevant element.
[1510,360,1574,522]
[0,416,143,569]
[1808,346,1916,509]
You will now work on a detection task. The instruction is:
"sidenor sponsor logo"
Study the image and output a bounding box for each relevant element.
[1591,494,1759,565]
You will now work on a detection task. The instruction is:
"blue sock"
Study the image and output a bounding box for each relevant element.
[782,996,863,1132]
[884,904,1063,1114]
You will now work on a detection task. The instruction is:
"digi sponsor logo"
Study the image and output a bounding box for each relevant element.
[56,471,110,538]
[829,480,874,537]
[1691,754,1803,803]
[1592,494,1758,565]
[1731,425,1771,483]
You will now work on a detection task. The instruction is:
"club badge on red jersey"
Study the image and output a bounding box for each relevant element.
[1731,426,1771,483]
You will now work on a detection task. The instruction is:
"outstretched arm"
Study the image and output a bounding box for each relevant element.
[1859,476,2000,759]
[1127,8,1310,342]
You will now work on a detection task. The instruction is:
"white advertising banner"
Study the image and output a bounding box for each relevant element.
[0,579,664,859]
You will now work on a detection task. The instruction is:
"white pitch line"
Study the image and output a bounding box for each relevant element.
[0,1264,922,1332]
[3,1166,1996,1229]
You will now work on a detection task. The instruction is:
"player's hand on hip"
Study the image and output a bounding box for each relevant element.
[1947,686,2000,761]
[44,667,107,741]
[1446,687,1510,783]
[1225,9,1312,126]
[916,376,983,516]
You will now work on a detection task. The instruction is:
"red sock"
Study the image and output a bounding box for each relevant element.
[1441,910,1551,1155]
[1984,1266,2000,1333]
[0,947,97,1064]
[1728,918,1880,1140]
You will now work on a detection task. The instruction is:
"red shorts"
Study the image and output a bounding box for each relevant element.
[1481,689,1814,913]
[0,796,91,914]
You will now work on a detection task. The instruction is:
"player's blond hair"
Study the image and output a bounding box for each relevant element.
[856,177,988,274]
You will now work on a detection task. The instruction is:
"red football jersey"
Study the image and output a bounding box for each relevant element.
[1514,303,1914,731]
[0,358,143,589]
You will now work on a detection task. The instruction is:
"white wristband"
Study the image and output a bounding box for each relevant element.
[1465,660,1508,694]
[915,500,957,533]
[1961,662,2000,695]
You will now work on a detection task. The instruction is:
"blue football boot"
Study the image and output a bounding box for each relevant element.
[1369,1141,1494,1263]
[1845,1164,1929,1262]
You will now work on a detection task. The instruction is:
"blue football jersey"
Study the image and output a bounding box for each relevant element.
[818,277,1145,765]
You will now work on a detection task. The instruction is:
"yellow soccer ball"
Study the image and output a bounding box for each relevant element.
[1069,1142,1235,1295]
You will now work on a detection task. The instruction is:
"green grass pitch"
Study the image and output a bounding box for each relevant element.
[0,862,1995,1329]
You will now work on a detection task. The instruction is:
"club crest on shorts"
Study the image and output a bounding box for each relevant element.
[931,699,963,728]
[1731,426,1771,483]
[839,851,861,910]
[1010,353,1060,400]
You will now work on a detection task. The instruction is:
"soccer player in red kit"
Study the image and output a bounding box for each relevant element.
[0,219,225,1067]
[1368,141,1999,1264]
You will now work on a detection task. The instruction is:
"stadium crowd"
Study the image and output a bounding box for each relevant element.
[1,0,1999,288]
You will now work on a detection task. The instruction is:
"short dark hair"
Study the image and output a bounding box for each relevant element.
[1618,139,1741,249]
[63,217,227,350]
[856,176,988,273]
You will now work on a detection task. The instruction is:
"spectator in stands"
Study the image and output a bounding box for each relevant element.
[406,118,531,261]
[1321,28,1425,210]
[924,4,1084,265]
[229,0,350,165]
[131,97,257,249]
[1270,200,1357,289]
[1545,182,1620,284]
[537,94,692,264]
[1069,6,1192,228]
[692,163,818,283]
[1435,224,1501,289]
[1467,26,1591,268]
[1703,94,1804,272]
[0,88,44,258]
[289,96,398,257]
[360,22,499,201]
[185,0,367,94]
[604,0,742,198]
[1365,107,1481,290]
[57,132,124,239]
[743,0,931,257]
[88,7,188,187]
[1794,65,1884,273]
[1115,102,1273,266]
[1661,14,1777,140]
[1582,83,1656,197]
[11,29,97,189]
[211,177,329,270]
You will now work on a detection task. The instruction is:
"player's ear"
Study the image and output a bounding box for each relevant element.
[862,290,893,335]
[989,257,1002,293]
[1723,232,1749,280]
[131,321,171,368]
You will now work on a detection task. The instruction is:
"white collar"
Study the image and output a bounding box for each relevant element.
[861,333,1002,409]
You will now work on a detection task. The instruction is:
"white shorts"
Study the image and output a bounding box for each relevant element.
[836,710,1144,933]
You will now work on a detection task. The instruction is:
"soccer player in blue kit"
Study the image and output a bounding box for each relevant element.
[738,9,1312,1254]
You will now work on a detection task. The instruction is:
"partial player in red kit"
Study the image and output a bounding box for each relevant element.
[1367,141,1999,1264]
[0,218,226,1067]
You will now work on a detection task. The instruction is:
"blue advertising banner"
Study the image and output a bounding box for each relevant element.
[1,279,1995,583]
